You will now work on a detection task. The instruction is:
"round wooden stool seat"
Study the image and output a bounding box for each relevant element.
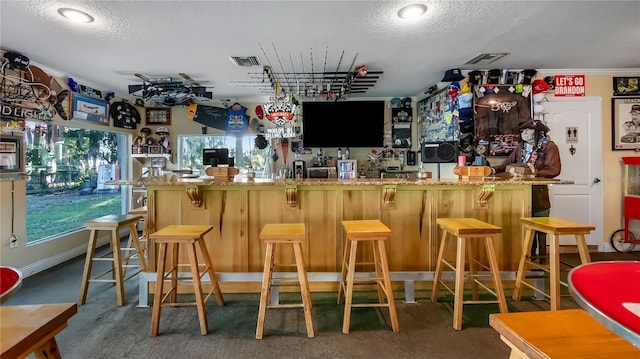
[431,218,508,330]
[256,223,314,339]
[78,214,146,307]
[150,225,225,336]
[338,220,399,334]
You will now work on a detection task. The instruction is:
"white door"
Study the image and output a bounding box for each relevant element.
[543,97,604,249]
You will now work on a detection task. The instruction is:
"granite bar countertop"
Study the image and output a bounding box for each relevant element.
[109,176,571,186]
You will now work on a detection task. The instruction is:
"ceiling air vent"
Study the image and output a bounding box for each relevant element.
[229,56,261,67]
[464,53,509,65]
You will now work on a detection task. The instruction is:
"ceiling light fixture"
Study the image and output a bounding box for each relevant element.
[57,8,94,23]
[397,4,427,20]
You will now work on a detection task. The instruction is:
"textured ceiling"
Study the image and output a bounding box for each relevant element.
[1,0,639,103]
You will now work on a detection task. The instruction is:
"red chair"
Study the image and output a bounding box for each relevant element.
[0,266,23,303]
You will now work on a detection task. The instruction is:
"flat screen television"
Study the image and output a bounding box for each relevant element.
[203,148,229,166]
[301,100,385,148]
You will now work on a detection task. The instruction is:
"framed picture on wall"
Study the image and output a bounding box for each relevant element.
[72,94,109,125]
[611,97,640,150]
[473,84,532,144]
[146,107,171,125]
[613,77,640,96]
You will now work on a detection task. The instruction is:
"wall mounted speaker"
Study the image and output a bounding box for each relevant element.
[421,141,458,163]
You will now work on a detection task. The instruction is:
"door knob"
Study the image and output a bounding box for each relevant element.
[591,178,601,186]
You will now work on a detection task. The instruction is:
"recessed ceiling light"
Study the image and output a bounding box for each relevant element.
[397,4,427,20]
[57,8,95,23]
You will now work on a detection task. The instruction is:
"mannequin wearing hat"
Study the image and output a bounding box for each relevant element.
[492,119,561,262]
[133,127,155,148]
[155,127,171,153]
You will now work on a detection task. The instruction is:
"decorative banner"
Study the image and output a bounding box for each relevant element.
[187,104,227,130]
[0,65,71,122]
[554,75,586,97]
[392,107,412,123]
[392,122,411,148]
[262,100,296,140]
[225,103,248,137]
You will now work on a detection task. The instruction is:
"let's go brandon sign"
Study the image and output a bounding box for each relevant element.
[554,75,586,96]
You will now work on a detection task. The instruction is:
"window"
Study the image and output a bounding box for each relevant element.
[178,134,269,176]
[25,121,128,243]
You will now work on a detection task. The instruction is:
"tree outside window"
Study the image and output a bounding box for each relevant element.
[24,121,125,243]
[178,134,269,177]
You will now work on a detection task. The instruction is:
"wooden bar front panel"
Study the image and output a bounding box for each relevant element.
[146,184,531,277]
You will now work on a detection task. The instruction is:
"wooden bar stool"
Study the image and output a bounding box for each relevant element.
[256,223,314,339]
[150,225,225,336]
[79,214,146,307]
[337,220,399,334]
[125,206,148,269]
[512,217,594,311]
[431,218,508,331]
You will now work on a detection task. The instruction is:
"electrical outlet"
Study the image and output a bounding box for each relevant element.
[9,234,18,249]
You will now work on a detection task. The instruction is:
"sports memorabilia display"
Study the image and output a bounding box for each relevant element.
[110,100,141,129]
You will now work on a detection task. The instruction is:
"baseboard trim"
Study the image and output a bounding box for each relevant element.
[19,236,113,278]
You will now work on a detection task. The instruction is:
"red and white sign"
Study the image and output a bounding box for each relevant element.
[554,75,586,97]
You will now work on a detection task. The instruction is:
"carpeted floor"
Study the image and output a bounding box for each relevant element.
[4,250,638,359]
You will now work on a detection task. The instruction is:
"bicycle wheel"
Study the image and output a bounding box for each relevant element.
[610,229,637,252]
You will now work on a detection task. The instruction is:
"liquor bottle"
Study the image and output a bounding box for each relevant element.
[337,147,342,160]
[345,147,350,159]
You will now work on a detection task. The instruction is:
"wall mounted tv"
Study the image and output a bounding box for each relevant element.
[301,100,385,148]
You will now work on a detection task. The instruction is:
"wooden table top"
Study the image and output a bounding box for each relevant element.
[0,303,77,359]
[490,309,640,359]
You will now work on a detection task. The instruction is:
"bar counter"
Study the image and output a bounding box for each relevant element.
[110,176,569,299]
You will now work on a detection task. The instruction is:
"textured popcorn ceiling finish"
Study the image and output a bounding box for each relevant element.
[1,1,638,102]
